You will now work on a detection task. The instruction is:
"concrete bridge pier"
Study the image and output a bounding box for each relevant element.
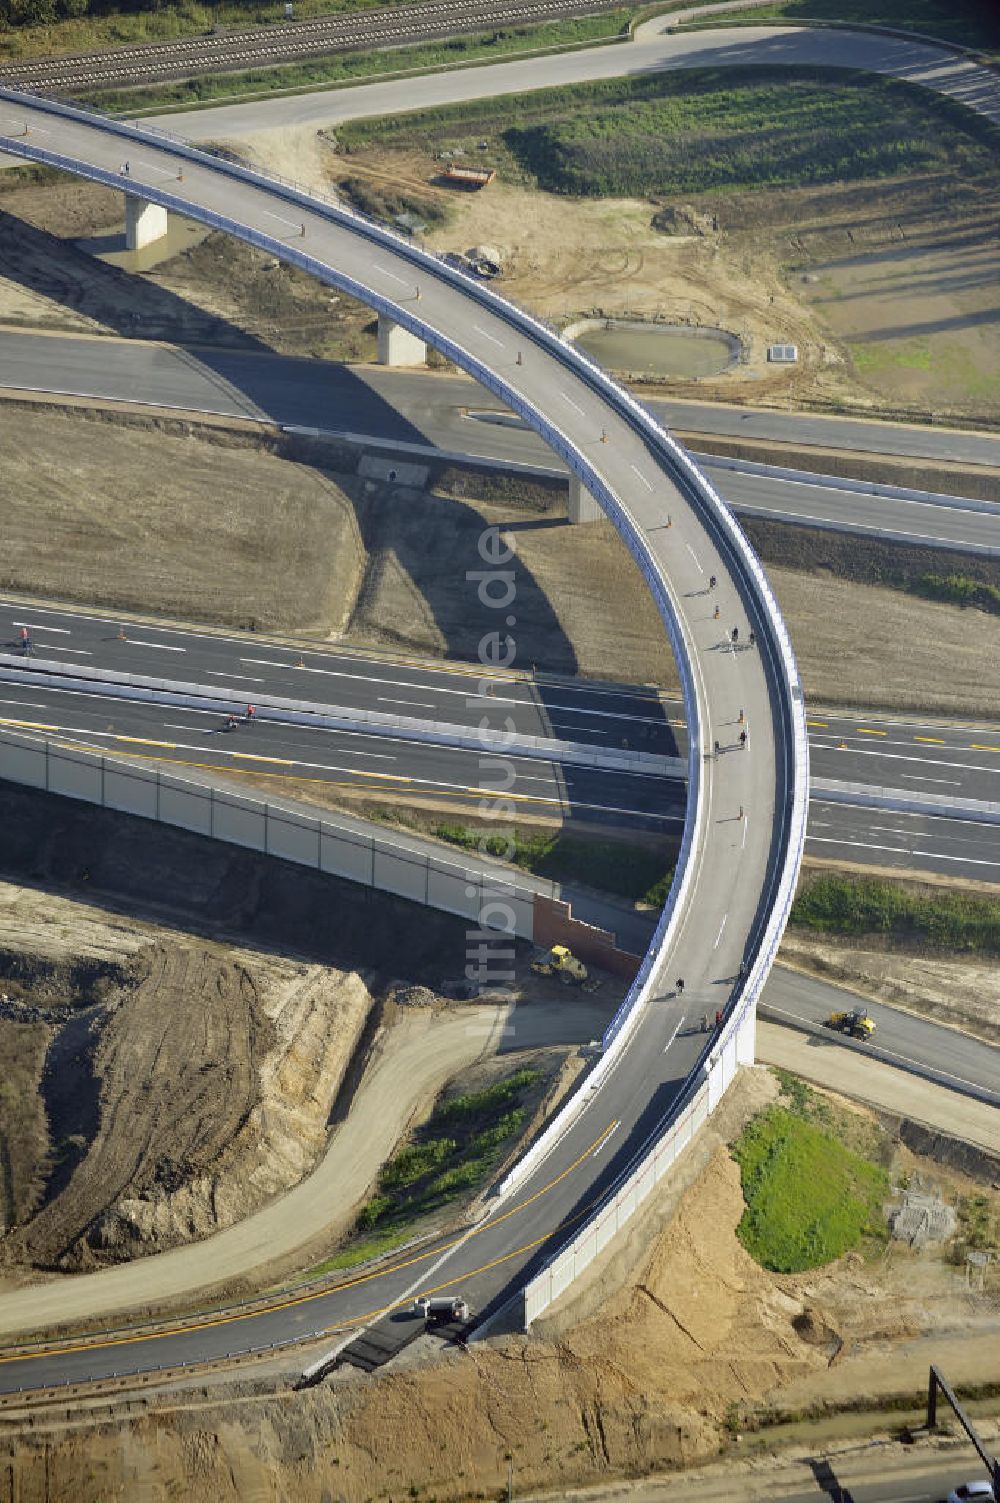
[568,474,603,524]
[125,193,169,251]
[376,315,426,367]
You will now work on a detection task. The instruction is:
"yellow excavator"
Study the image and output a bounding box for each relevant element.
[825,1008,876,1041]
[531,945,588,985]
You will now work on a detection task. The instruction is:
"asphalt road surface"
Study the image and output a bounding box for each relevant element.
[3,599,998,876]
[2,333,998,556]
[0,595,680,757]
[4,331,1000,469]
[139,20,1000,147]
[762,966,1000,1103]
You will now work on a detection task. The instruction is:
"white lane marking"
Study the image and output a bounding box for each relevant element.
[238,657,668,726]
[591,1120,620,1156]
[126,639,185,652]
[765,1006,998,1095]
[372,261,409,286]
[662,1015,686,1054]
[12,621,71,633]
[0,698,46,708]
[733,496,999,552]
[807,833,1000,870]
[685,544,703,573]
[741,814,749,850]
[809,802,1000,836]
[378,697,435,709]
[472,324,504,348]
[261,207,304,234]
[811,738,1000,777]
[630,463,653,491]
[206,670,265,683]
[714,913,727,949]
[35,646,92,655]
[560,391,585,416]
[128,156,182,180]
[898,773,961,785]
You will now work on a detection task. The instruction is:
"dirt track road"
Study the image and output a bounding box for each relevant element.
[757,1021,1000,1155]
[0,1003,511,1340]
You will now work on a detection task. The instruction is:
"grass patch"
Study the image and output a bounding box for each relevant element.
[336,66,1000,199]
[350,1067,542,1240]
[76,13,630,114]
[432,822,674,907]
[791,872,1000,955]
[908,572,1000,614]
[732,1075,889,1272]
[850,339,932,376]
[680,0,1000,57]
[337,174,451,231]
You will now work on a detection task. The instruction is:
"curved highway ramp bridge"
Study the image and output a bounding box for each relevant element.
[0,88,807,1389]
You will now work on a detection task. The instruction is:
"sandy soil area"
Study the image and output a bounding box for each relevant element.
[4,1066,998,1502]
[0,404,365,634]
[0,878,373,1276]
[0,779,489,1281]
[312,137,1000,424]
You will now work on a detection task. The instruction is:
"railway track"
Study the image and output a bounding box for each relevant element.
[0,0,624,95]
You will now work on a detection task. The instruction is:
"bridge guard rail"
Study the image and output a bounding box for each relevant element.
[0,99,810,1331]
[520,1007,749,1327]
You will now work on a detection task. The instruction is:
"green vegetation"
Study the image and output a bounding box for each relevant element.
[792,873,1000,955]
[351,1067,542,1238]
[908,572,1000,615]
[732,1074,889,1272]
[432,822,674,907]
[337,175,451,232]
[850,338,932,376]
[956,1193,1000,1254]
[338,67,1000,200]
[680,0,1000,57]
[69,14,629,113]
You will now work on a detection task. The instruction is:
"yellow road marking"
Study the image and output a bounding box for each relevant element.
[0,715,60,733]
[230,752,294,766]
[117,735,177,750]
[914,736,945,745]
[857,728,887,737]
[969,743,1000,752]
[0,1121,618,1369]
[807,720,828,730]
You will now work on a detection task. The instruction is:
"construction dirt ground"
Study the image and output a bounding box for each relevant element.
[2,1066,998,1502]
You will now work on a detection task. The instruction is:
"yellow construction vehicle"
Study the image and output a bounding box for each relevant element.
[530,945,588,985]
[824,1008,876,1041]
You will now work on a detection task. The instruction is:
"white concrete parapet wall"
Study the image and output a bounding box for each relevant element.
[517,1002,752,1329]
[0,728,538,939]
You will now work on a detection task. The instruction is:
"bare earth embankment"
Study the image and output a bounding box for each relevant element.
[3,1067,998,1502]
[0,781,491,1284]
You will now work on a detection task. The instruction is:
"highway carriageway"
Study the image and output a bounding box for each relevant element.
[0,84,796,1392]
[2,331,999,557]
[6,603,1000,795]
[0,641,998,881]
[1,332,998,470]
